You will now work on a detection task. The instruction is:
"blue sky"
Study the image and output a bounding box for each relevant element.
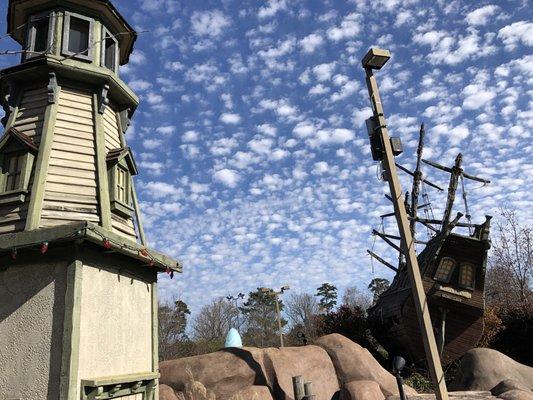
[1,0,532,316]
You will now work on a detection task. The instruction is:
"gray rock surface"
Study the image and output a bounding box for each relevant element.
[451,348,533,392]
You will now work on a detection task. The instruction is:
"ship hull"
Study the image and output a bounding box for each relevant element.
[369,232,489,365]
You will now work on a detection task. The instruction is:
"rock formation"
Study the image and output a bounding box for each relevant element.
[451,348,533,400]
[159,334,413,399]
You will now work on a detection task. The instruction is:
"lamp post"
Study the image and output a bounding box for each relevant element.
[362,48,449,400]
[261,286,290,347]
[226,292,245,329]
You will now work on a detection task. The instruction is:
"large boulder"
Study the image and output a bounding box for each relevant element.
[451,349,533,392]
[341,380,385,400]
[160,345,339,400]
[229,385,274,400]
[160,348,258,399]
[259,345,340,399]
[160,384,179,400]
[316,334,416,397]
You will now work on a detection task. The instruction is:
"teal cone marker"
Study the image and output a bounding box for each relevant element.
[225,328,243,348]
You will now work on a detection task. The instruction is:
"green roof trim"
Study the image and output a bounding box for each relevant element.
[0,221,182,273]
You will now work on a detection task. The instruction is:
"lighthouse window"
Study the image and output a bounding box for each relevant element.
[62,12,93,61]
[459,263,475,290]
[101,27,118,72]
[434,257,456,283]
[25,12,55,60]
[2,152,23,192]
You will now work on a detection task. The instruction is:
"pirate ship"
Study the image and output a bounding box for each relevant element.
[367,124,492,365]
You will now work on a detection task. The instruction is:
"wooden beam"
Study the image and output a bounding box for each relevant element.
[364,64,448,399]
[372,229,403,253]
[367,250,398,272]
[93,92,112,230]
[25,87,59,230]
[130,178,146,246]
[59,255,83,399]
[151,281,159,400]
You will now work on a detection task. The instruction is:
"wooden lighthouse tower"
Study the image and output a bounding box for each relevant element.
[0,1,180,399]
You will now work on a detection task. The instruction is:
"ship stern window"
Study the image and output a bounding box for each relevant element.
[434,257,456,283]
[459,263,475,290]
[62,12,94,61]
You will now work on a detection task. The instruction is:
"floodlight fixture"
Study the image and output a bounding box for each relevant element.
[362,48,391,70]
[281,285,290,292]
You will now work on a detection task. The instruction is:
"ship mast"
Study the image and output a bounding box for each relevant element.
[409,124,425,237]
[422,154,490,232]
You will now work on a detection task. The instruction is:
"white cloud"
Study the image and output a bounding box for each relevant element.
[309,84,330,96]
[293,122,316,138]
[143,139,162,149]
[308,128,355,147]
[156,126,176,135]
[213,169,240,188]
[142,181,180,198]
[462,84,496,110]
[395,10,413,27]
[182,130,199,142]
[300,33,324,53]
[258,0,287,19]
[191,10,231,37]
[313,62,336,81]
[128,79,152,91]
[413,28,496,65]
[248,137,273,155]
[257,124,277,136]
[312,161,330,175]
[220,113,241,124]
[466,5,499,26]
[498,21,533,51]
[327,13,362,42]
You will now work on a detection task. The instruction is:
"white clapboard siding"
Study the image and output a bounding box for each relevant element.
[103,106,121,151]
[41,87,100,226]
[111,213,137,241]
[13,86,48,144]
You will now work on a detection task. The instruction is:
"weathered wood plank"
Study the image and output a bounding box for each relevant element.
[44,192,98,205]
[46,174,97,188]
[50,149,95,164]
[55,113,94,127]
[51,141,96,156]
[47,165,96,179]
[54,126,94,140]
[55,119,94,133]
[48,157,96,171]
[40,210,100,221]
[42,201,98,214]
[45,182,97,196]
[52,134,94,149]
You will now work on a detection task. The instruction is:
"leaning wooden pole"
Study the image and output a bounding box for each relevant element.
[362,49,449,400]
